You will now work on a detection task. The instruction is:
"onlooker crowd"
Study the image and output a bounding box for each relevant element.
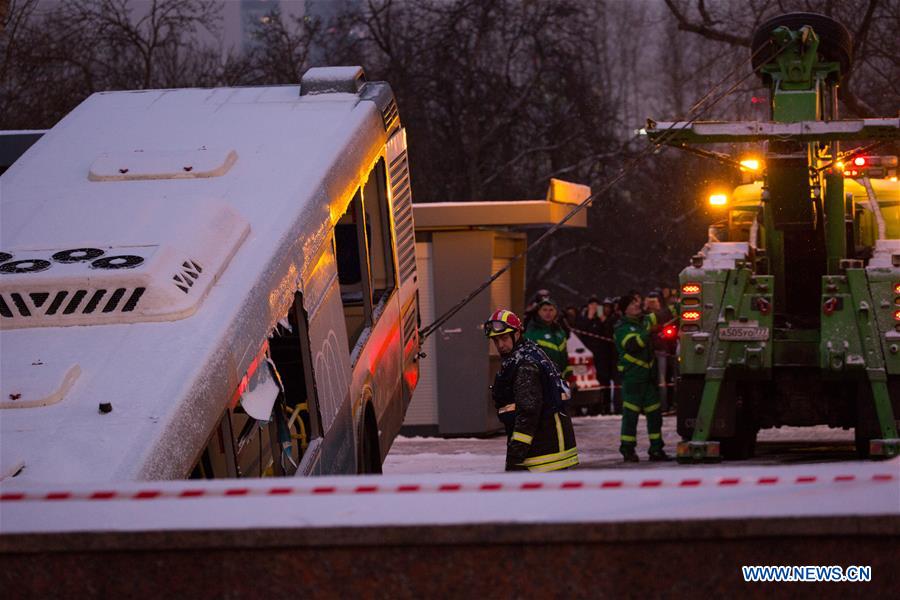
[522,285,681,416]
[489,284,682,467]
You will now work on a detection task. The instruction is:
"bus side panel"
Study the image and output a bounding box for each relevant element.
[386,130,420,410]
[353,293,404,460]
[306,274,356,475]
[315,392,354,475]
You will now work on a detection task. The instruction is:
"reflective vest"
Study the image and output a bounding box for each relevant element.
[524,319,571,377]
[614,313,657,382]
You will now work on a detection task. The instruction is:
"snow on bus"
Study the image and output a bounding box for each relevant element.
[0,66,420,484]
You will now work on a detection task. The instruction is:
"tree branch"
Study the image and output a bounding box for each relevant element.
[838,85,877,118]
[852,0,879,56]
[663,0,751,47]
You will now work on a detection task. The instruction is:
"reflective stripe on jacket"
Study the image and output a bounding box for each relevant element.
[614,314,656,382]
[524,319,571,377]
[493,340,578,472]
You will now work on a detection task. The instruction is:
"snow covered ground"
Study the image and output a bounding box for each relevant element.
[384,415,857,474]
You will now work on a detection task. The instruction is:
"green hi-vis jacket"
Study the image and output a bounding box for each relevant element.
[614,313,657,382]
[524,319,571,377]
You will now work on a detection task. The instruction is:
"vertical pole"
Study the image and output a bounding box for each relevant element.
[824,169,846,274]
[764,205,785,307]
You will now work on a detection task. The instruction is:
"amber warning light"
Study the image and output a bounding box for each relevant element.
[893,310,900,322]
[682,283,701,295]
[739,159,761,172]
[682,310,701,322]
[893,283,900,295]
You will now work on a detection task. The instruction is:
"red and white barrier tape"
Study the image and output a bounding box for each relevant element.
[1,472,894,503]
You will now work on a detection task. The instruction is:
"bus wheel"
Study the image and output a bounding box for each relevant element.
[358,404,382,475]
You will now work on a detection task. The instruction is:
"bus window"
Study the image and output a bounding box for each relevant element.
[362,157,397,306]
[335,189,373,349]
[230,406,276,477]
[191,292,322,480]
[189,413,237,479]
[268,292,322,474]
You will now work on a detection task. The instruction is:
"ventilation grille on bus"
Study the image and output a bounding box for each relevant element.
[172,260,203,294]
[402,303,417,345]
[0,287,147,319]
[382,98,399,133]
[390,149,416,283]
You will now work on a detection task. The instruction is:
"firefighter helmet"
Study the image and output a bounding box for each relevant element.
[483,309,522,338]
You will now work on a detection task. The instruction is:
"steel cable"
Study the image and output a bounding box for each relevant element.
[419,40,783,341]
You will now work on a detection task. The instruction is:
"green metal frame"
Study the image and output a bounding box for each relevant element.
[668,20,900,461]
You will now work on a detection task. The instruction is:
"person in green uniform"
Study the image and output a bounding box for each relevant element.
[614,293,669,462]
[524,297,571,379]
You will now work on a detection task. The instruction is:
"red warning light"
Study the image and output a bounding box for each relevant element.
[682,310,701,322]
[893,310,900,322]
[682,283,701,295]
[662,325,678,339]
[894,283,900,295]
[853,156,866,167]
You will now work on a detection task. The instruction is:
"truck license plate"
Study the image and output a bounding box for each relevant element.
[718,326,769,341]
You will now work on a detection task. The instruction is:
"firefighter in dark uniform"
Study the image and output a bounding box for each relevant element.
[486,309,578,472]
[614,294,669,462]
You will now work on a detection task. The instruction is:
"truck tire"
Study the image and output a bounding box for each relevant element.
[720,419,758,460]
[675,374,705,440]
[719,391,759,460]
[751,12,853,82]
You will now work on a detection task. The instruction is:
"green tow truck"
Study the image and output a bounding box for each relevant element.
[646,13,900,462]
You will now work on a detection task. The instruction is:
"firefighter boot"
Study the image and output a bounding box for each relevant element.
[648,449,671,461]
[622,448,639,463]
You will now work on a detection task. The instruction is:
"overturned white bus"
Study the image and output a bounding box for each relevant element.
[0,66,420,483]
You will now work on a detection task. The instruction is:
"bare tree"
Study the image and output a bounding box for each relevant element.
[662,0,899,118]
[239,7,323,86]
[337,0,623,205]
[4,0,893,301]
[253,0,734,302]
[0,0,226,128]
